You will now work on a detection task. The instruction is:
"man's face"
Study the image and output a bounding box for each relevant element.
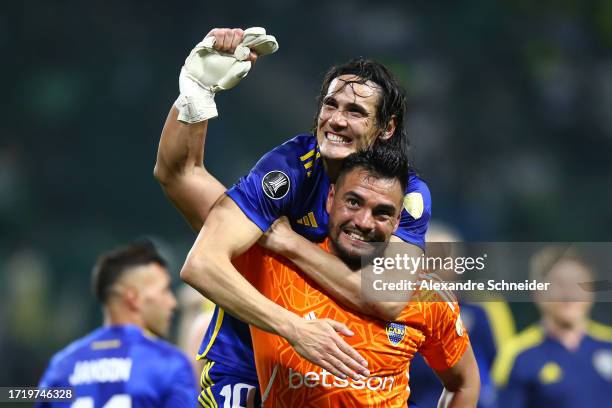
[326,168,403,267]
[316,75,389,160]
[536,259,593,329]
[129,263,177,338]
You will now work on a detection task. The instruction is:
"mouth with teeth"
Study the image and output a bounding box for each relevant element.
[325,132,352,145]
[341,227,373,246]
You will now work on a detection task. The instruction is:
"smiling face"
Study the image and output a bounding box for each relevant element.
[316,75,394,161]
[326,168,404,268]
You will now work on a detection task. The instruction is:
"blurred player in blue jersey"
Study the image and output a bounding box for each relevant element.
[493,246,612,408]
[37,241,197,408]
[155,27,431,407]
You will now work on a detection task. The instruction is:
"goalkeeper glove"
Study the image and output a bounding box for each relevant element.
[175,27,278,124]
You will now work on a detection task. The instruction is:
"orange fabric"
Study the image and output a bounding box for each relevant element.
[234,240,469,407]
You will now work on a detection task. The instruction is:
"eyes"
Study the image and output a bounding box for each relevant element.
[322,98,368,119]
[343,196,395,222]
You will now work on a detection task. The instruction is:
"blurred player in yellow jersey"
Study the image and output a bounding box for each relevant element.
[225,146,480,407]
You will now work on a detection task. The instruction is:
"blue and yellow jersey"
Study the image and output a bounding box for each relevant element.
[37,325,196,407]
[198,133,432,379]
[492,321,612,408]
[409,301,515,408]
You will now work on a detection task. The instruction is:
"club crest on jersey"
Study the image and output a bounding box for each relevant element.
[386,322,406,346]
[262,171,290,200]
[403,192,424,220]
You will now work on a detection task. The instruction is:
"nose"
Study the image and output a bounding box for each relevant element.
[329,110,348,130]
[353,209,375,234]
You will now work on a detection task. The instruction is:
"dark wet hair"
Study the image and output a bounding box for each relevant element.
[314,58,409,155]
[336,142,409,194]
[92,240,167,304]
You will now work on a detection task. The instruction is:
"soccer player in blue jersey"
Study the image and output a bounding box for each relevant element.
[37,242,197,408]
[155,27,431,406]
[493,246,612,408]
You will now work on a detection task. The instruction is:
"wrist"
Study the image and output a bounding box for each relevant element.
[274,311,301,343]
[279,233,306,259]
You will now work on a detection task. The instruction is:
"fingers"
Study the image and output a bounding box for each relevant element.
[207,28,245,54]
[323,319,369,378]
[334,335,370,376]
[326,318,354,336]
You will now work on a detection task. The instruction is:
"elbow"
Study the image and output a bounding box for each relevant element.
[153,159,172,186]
[180,252,213,291]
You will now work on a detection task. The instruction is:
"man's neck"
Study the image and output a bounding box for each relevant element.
[103,306,143,329]
[542,316,586,351]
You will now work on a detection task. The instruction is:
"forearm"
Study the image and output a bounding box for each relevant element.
[154,106,226,230]
[154,106,207,182]
[181,253,298,337]
[280,235,410,321]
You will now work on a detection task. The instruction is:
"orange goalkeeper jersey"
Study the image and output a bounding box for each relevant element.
[235,240,469,407]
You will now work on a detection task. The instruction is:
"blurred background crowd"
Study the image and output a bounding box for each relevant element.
[2,0,612,403]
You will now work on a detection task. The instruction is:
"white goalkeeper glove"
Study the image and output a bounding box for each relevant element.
[175,27,279,124]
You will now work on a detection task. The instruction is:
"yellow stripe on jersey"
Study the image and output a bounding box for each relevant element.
[300,149,315,162]
[587,320,612,342]
[197,308,224,360]
[492,325,545,387]
[307,212,318,228]
[296,212,317,227]
[480,301,516,352]
[198,360,218,408]
[304,160,313,169]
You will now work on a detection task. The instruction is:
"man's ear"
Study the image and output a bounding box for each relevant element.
[123,286,140,311]
[378,115,397,141]
[326,184,335,214]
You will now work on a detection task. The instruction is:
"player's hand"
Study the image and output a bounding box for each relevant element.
[286,318,370,381]
[258,216,297,256]
[175,27,278,124]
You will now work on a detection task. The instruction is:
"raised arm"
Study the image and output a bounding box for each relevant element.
[154,106,224,231]
[153,27,275,230]
[180,195,370,380]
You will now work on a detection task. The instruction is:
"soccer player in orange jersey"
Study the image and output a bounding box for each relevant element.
[233,146,480,407]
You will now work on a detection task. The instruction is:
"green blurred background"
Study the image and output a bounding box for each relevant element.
[2,0,612,386]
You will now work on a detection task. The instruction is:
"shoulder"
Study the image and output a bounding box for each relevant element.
[140,334,188,361]
[257,134,317,169]
[492,324,546,386]
[402,173,431,220]
[587,320,612,344]
[48,329,102,367]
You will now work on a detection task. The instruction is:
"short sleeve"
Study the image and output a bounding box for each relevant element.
[226,144,303,233]
[394,174,431,249]
[418,300,469,371]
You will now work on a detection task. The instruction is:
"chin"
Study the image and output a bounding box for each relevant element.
[317,135,357,160]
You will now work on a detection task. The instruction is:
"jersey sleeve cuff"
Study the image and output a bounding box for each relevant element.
[226,189,272,233]
[392,230,426,251]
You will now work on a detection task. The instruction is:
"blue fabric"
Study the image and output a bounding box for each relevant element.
[499,329,612,408]
[37,325,196,408]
